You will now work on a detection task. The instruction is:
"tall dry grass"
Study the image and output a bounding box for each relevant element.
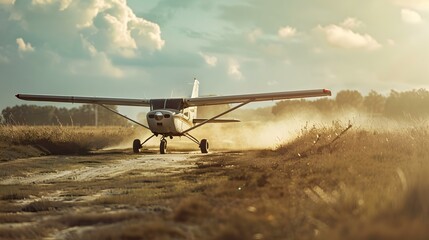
[273,122,429,239]
[0,125,138,157]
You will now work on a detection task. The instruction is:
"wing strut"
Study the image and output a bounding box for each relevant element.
[180,100,251,135]
[98,104,150,130]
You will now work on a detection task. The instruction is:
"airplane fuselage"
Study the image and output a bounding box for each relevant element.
[146,109,193,136]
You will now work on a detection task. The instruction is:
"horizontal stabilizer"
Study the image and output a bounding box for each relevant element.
[193,118,240,124]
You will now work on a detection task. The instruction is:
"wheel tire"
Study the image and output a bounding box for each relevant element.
[160,139,167,154]
[200,139,209,153]
[133,139,141,153]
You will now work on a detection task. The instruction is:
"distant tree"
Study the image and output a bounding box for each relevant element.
[1,104,128,126]
[272,99,310,116]
[335,90,363,110]
[69,105,93,126]
[384,89,429,119]
[272,98,337,116]
[312,98,336,113]
[363,90,386,115]
[53,107,73,126]
[95,105,128,126]
[1,105,57,125]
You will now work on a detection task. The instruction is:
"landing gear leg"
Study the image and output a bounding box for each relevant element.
[160,138,167,154]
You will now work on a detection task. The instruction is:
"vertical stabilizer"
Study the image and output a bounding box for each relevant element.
[189,78,199,120]
[191,78,199,98]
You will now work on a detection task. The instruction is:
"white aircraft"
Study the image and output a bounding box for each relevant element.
[16,79,331,154]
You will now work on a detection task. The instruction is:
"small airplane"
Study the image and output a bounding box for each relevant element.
[16,79,331,154]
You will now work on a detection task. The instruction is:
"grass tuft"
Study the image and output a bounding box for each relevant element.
[173,197,211,222]
[1,192,29,201]
[77,221,189,240]
[0,225,45,240]
[21,200,69,212]
[57,212,145,227]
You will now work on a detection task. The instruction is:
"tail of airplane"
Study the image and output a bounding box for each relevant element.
[191,78,199,98]
[189,78,199,119]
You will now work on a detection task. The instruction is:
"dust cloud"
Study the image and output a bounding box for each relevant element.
[191,109,401,150]
[111,103,426,152]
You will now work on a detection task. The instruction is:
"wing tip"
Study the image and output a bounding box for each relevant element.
[323,89,332,96]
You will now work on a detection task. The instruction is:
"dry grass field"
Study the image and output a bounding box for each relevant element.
[0,122,428,239]
[0,125,138,161]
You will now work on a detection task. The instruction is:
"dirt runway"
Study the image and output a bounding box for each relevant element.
[0,150,228,239]
[0,151,200,185]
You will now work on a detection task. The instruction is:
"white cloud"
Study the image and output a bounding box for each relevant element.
[5,0,165,58]
[85,0,165,56]
[199,52,217,67]
[393,0,429,12]
[341,18,363,29]
[387,39,396,46]
[318,24,381,51]
[0,1,165,81]
[278,26,296,39]
[31,0,77,11]
[0,0,15,5]
[16,38,34,52]
[32,0,54,5]
[228,58,243,80]
[401,8,423,24]
[247,28,263,43]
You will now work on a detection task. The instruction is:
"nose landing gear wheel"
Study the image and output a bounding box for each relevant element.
[160,138,167,154]
[133,139,141,153]
[200,139,209,153]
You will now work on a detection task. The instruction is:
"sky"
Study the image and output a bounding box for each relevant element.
[0,0,428,118]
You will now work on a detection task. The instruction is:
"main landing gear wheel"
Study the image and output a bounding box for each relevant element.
[200,139,209,154]
[160,138,167,154]
[133,139,141,153]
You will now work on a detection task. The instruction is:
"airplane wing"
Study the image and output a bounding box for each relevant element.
[15,94,150,107]
[184,89,331,107]
[16,89,331,107]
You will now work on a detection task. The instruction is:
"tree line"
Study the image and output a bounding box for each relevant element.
[1,104,128,126]
[272,89,429,119]
[1,89,428,126]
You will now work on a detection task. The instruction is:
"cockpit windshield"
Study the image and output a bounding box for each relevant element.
[150,99,184,111]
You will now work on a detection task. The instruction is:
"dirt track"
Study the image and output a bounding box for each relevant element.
[0,152,199,185]
[0,151,214,239]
